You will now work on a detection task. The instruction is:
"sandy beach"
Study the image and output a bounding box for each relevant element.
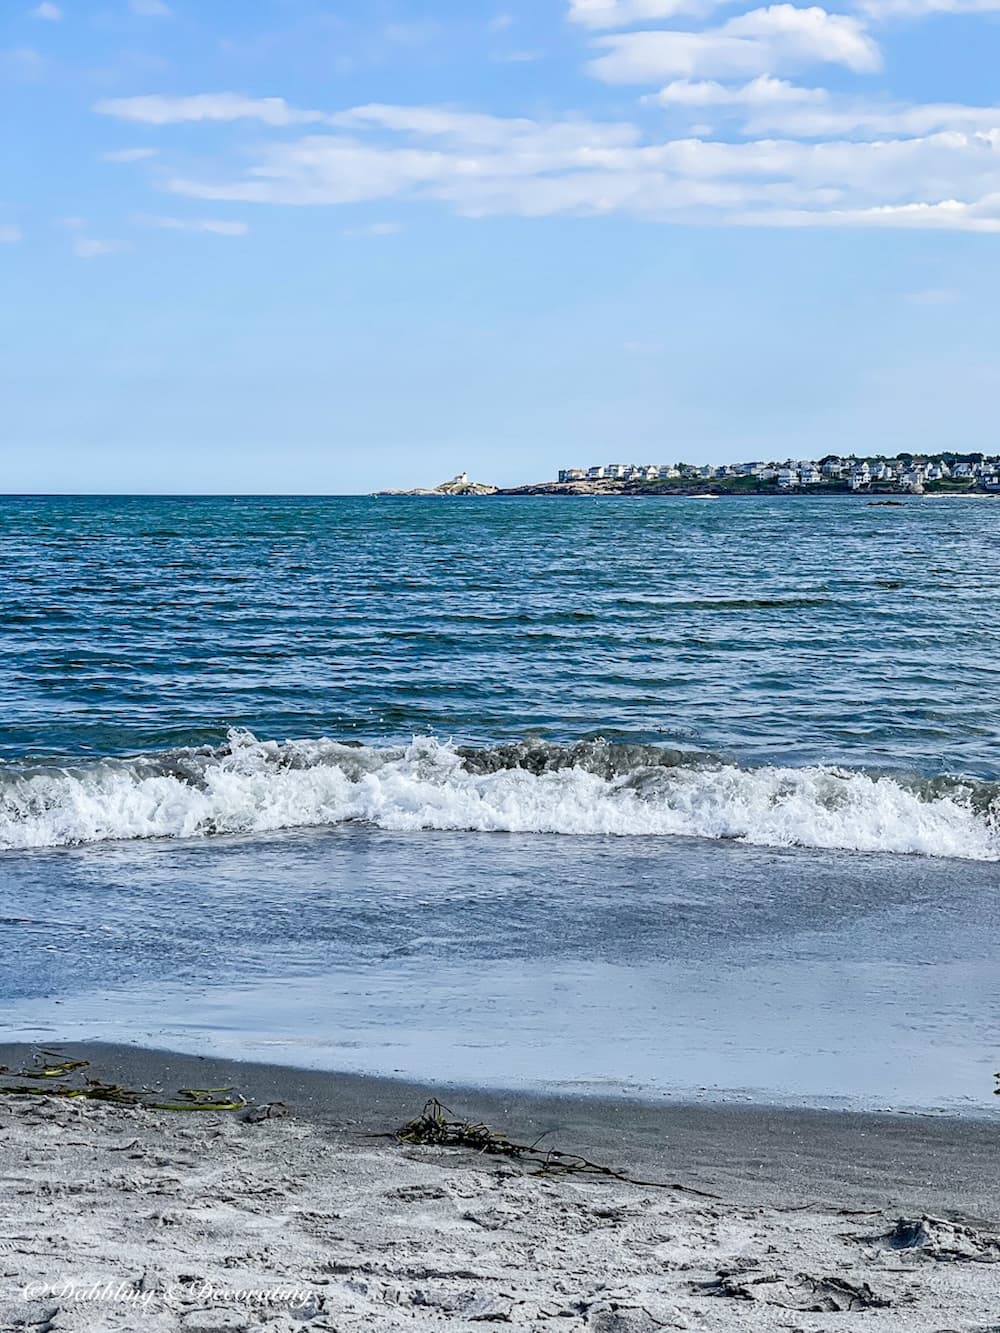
[1,1044,997,1332]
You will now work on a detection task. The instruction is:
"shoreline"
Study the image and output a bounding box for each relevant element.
[375,484,997,499]
[3,1041,999,1331]
[3,1040,998,1215]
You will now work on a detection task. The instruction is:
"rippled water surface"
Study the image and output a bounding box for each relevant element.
[3,493,998,771]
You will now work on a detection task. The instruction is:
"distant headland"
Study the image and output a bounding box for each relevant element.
[376,471,497,497]
[376,453,1000,498]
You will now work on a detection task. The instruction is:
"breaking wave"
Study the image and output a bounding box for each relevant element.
[0,731,997,860]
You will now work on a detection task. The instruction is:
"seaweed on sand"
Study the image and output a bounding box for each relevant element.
[393,1098,720,1198]
[0,1052,246,1112]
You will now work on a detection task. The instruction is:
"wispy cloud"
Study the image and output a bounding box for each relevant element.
[137,214,249,235]
[382,20,441,47]
[740,197,1000,230]
[94,92,330,126]
[101,147,159,162]
[650,78,1000,137]
[906,287,960,303]
[31,3,62,20]
[158,96,1000,233]
[488,13,515,30]
[331,103,638,150]
[568,0,712,26]
[129,0,172,15]
[343,221,403,236]
[492,49,544,62]
[1,47,46,81]
[73,237,126,258]
[0,224,23,243]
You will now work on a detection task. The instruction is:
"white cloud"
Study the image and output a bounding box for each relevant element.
[589,6,882,81]
[168,140,473,207]
[58,215,86,229]
[742,196,1000,230]
[129,0,172,15]
[568,0,709,26]
[0,224,22,243]
[488,12,515,30]
[94,93,328,126]
[91,76,1000,234]
[332,104,639,151]
[73,237,125,258]
[647,74,828,107]
[31,3,62,20]
[101,147,159,162]
[161,99,1000,232]
[742,98,1000,137]
[137,214,249,234]
[646,78,1000,140]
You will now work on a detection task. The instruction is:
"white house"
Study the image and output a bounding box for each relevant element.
[848,462,871,490]
[777,466,799,488]
[658,465,680,479]
[800,464,822,485]
[558,469,586,482]
[586,466,607,480]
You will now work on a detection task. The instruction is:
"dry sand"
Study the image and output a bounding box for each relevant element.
[1,1043,998,1332]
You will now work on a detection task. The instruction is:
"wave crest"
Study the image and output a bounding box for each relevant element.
[0,731,997,860]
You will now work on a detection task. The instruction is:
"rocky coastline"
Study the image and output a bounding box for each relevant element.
[377,479,984,498]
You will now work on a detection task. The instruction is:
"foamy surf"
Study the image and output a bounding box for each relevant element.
[0,731,996,860]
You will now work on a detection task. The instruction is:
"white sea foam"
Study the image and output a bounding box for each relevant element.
[0,731,996,860]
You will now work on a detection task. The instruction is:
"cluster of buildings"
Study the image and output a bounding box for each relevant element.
[557,455,1000,492]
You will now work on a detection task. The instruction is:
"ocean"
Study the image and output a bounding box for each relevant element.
[2,494,998,1112]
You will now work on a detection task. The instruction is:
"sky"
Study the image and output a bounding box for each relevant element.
[3,0,1000,493]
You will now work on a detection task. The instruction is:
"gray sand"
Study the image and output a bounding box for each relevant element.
[1,1041,998,1332]
[6,1041,994,1215]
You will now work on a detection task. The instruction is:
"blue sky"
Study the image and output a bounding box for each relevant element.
[3,0,1000,492]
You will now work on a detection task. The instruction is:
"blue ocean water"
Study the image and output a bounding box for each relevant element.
[2,494,998,1110]
[3,493,999,773]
